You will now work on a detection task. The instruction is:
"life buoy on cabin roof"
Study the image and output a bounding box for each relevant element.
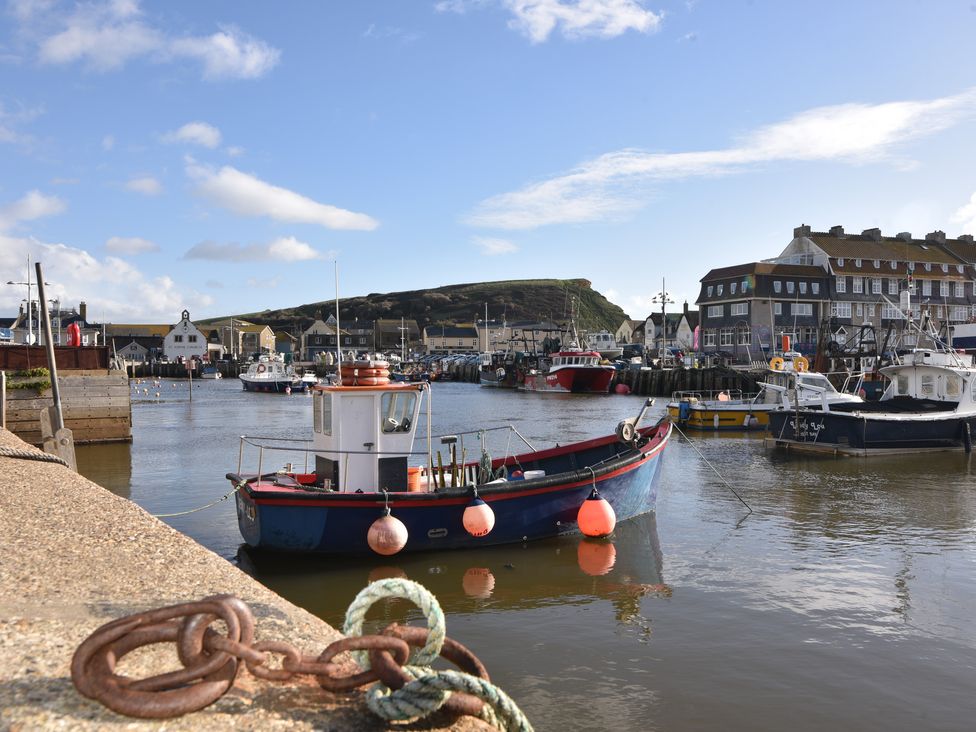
[341,375,391,386]
[342,359,390,370]
[769,357,784,370]
[794,356,809,372]
[256,364,266,373]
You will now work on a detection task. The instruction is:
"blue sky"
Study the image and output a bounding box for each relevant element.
[3,0,976,325]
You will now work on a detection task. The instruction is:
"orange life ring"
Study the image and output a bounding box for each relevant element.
[351,368,390,378]
[341,376,390,386]
[342,360,390,370]
[256,364,266,373]
[794,356,809,372]
[769,357,784,371]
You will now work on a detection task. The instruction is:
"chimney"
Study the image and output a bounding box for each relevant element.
[958,234,974,243]
[793,224,811,238]
[683,300,689,316]
[896,232,912,242]
[79,301,87,322]
[861,227,881,241]
[925,230,946,244]
[829,225,845,237]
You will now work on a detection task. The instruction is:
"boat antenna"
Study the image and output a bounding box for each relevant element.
[334,261,342,382]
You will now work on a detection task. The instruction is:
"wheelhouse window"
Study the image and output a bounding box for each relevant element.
[381,391,417,433]
[947,374,962,397]
[313,391,332,435]
[920,374,935,397]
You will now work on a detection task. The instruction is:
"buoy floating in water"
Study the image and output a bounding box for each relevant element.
[462,496,495,537]
[577,487,616,538]
[367,507,408,555]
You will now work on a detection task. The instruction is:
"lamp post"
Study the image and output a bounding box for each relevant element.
[650,279,674,357]
[48,298,61,345]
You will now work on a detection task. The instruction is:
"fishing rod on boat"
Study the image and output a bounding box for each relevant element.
[669,421,753,514]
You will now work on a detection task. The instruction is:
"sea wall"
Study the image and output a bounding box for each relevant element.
[0,428,488,731]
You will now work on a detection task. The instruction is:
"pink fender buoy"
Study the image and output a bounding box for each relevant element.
[367,508,408,555]
[577,488,616,537]
[614,383,631,395]
[577,539,617,576]
[463,496,495,537]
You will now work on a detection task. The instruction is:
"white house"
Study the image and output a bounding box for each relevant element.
[163,310,208,362]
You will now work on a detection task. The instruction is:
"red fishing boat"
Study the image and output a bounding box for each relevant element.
[519,348,615,394]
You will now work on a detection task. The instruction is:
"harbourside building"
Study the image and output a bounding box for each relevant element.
[162,310,208,363]
[695,224,976,364]
[423,324,479,354]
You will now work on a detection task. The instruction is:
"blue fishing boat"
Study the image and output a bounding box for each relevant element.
[227,366,671,554]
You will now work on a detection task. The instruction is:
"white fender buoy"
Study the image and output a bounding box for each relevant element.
[462,496,495,537]
[367,508,408,555]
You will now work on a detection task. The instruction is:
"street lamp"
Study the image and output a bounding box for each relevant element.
[650,278,674,356]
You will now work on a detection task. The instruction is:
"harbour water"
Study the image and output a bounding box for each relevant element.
[76,378,976,731]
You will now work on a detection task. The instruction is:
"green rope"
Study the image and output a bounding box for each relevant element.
[343,578,533,732]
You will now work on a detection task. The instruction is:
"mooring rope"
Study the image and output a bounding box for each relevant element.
[343,578,533,731]
[670,422,753,514]
[0,445,69,467]
[151,481,244,518]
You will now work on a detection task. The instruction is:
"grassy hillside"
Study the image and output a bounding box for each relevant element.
[215,278,629,336]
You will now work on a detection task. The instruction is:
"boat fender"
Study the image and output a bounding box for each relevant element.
[578,488,616,538]
[963,422,973,454]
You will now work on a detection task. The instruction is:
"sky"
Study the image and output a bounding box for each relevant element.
[3,0,976,325]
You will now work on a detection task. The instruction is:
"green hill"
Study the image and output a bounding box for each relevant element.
[218,278,629,336]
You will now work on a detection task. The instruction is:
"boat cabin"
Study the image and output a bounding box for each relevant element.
[311,383,426,492]
[879,349,976,406]
[551,351,602,368]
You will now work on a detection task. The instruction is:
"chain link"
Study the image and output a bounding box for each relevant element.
[71,594,489,720]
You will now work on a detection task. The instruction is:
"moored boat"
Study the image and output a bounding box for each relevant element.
[227,378,671,554]
[239,355,307,393]
[666,349,862,430]
[200,365,222,379]
[584,331,624,360]
[518,348,615,394]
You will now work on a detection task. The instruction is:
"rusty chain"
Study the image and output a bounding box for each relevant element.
[70,593,490,721]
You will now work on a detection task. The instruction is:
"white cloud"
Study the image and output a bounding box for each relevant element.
[467,87,976,229]
[31,1,280,80]
[0,100,43,146]
[951,192,976,233]
[162,121,221,148]
[186,161,379,231]
[0,234,212,321]
[105,235,159,254]
[225,145,244,157]
[184,236,328,262]
[125,175,162,195]
[0,190,66,231]
[101,134,115,150]
[503,0,662,43]
[473,235,519,255]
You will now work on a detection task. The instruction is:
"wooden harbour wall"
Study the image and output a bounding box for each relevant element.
[3,371,132,446]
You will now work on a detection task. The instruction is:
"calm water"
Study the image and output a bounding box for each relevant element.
[76,378,976,731]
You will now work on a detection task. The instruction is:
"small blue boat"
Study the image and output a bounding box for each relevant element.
[227,371,672,555]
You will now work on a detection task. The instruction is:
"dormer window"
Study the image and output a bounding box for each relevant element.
[717,284,724,296]
[837,258,845,267]
[731,282,737,294]
[957,265,964,273]
[873,260,880,268]
[941,264,949,273]
[855,258,862,267]
[924,263,931,271]
[908,262,915,271]
[707,286,713,296]
[891,260,898,270]
[773,281,782,293]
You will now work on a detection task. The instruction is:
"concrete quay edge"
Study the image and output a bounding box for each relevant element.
[0,428,489,731]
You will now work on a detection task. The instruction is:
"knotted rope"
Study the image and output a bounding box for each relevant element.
[343,578,533,732]
[0,445,69,466]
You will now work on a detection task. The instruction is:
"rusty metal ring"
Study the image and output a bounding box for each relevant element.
[177,595,253,669]
[315,635,411,692]
[71,598,249,719]
[369,624,489,717]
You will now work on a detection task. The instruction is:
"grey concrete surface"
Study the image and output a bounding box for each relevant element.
[0,429,491,731]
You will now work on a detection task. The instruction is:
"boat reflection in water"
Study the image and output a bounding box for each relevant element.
[235,512,670,628]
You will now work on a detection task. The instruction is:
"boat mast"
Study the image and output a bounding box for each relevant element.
[334,262,342,380]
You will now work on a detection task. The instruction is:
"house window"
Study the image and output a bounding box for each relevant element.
[922,280,932,296]
[955,282,965,297]
[742,279,749,292]
[855,258,862,267]
[832,302,852,318]
[773,281,782,293]
[891,260,898,270]
[707,286,713,297]
[957,264,964,274]
[940,281,949,297]
[731,303,748,316]
[908,262,915,271]
[812,282,820,295]
[924,262,931,271]
[174,335,183,342]
[837,258,845,266]
[731,282,737,294]
[799,282,807,294]
[720,328,734,346]
[852,277,863,294]
[856,303,863,317]
[952,306,967,321]
[703,330,716,347]
[737,327,751,345]
[937,306,945,318]
[189,335,198,343]
[941,264,949,273]
[836,276,846,293]
[707,305,723,318]
[717,284,724,296]
[882,303,904,320]
[868,304,876,317]
[786,281,795,294]
[888,279,898,295]
[773,302,782,315]
[874,259,880,268]
[792,303,812,316]
[872,278,882,294]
